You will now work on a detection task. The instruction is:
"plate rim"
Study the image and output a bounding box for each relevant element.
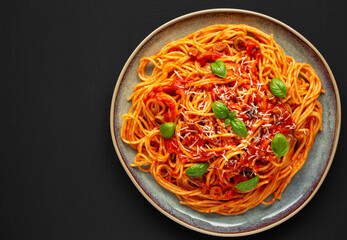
[110,8,341,236]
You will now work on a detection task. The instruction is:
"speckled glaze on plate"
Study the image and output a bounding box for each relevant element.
[110,9,340,236]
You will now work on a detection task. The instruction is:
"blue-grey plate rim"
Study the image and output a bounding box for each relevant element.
[110,8,341,237]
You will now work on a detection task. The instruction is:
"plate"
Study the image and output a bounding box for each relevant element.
[110,9,340,236]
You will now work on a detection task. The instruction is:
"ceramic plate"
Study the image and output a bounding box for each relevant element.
[110,9,340,236]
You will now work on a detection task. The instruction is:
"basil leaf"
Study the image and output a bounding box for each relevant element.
[269,78,287,98]
[185,163,209,177]
[235,175,259,191]
[212,102,229,119]
[230,118,248,137]
[225,118,232,126]
[271,133,289,158]
[229,110,236,120]
[160,122,175,138]
[210,60,227,78]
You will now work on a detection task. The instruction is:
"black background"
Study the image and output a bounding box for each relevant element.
[2,0,346,239]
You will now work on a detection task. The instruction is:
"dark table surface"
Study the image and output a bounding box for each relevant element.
[2,0,346,239]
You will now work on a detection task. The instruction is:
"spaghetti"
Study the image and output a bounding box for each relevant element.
[120,24,323,215]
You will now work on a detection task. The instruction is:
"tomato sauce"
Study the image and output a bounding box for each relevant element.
[196,51,221,65]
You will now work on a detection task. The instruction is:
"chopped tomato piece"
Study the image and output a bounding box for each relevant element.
[245,40,262,59]
[196,51,221,65]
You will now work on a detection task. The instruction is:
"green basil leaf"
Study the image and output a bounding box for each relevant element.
[212,102,229,119]
[230,118,248,137]
[229,110,236,120]
[235,175,259,191]
[271,133,289,158]
[185,163,209,177]
[210,60,227,78]
[160,122,175,138]
[225,118,232,126]
[269,78,287,98]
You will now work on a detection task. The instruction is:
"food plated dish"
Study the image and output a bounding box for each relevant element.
[110,9,340,236]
